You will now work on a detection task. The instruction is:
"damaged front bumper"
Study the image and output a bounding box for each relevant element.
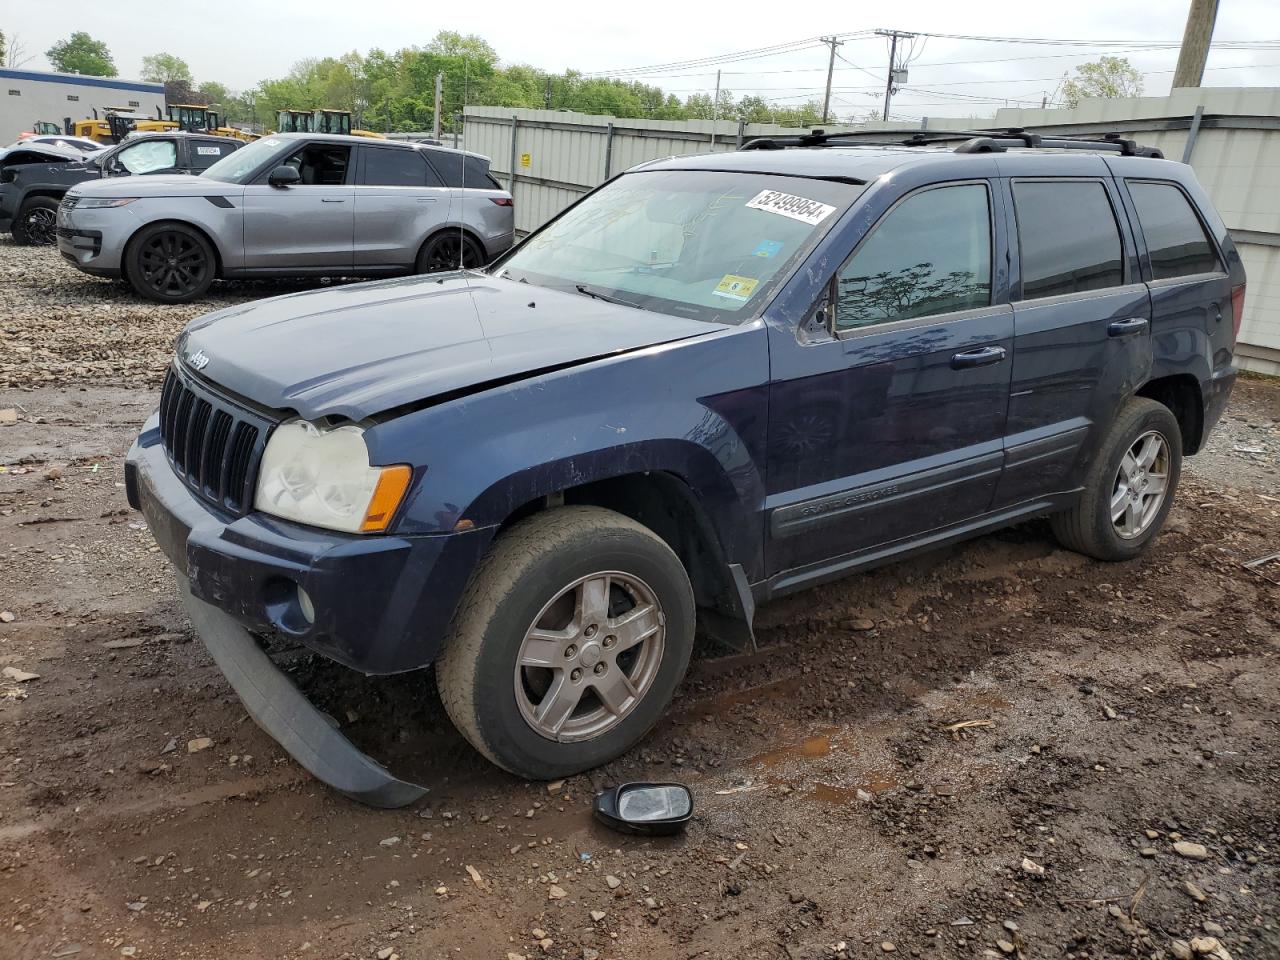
[125,412,490,807]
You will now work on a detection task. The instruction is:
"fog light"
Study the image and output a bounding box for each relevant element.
[297,585,315,625]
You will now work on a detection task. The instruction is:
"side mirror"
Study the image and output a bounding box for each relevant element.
[593,782,692,836]
[268,165,301,187]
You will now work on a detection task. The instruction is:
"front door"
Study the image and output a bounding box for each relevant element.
[766,181,1013,580]
[241,141,354,270]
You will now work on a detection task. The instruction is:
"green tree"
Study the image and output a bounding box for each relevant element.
[140,52,193,86]
[46,32,115,76]
[1061,56,1143,107]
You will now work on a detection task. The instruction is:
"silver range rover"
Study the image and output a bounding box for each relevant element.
[56,132,515,302]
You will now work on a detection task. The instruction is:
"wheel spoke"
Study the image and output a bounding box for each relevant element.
[1145,474,1167,496]
[578,576,610,626]
[1137,435,1162,469]
[519,635,565,668]
[1125,500,1141,534]
[609,603,660,653]
[593,669,638,716]
[534,673,581,734]
[1119,451,1139,481]
[1110,485,1129,522]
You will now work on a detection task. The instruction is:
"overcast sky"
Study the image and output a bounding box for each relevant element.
[4,0,1278,119]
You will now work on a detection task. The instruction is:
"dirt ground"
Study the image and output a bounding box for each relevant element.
[1,242,1277,960]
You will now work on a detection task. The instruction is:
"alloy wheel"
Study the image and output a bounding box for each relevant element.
[24,207,57,245]
[137,232,209,299]
[424,235,481,273]
[1111,430,1170,539]
[514,571,666,743]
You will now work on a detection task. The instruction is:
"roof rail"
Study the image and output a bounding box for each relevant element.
[740,126,1163,159]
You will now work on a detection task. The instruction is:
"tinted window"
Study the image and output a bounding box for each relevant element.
[427,151,494,189]
[189,140,235,171]
[116,139,178,174]
[1014,181,1123,299]
[361,147,438,187]
[835,184,991,331]
[281,143,350,185]
[1128,181,1221,279]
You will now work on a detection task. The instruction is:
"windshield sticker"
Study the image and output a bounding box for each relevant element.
[713,274,760,301]
[752,239,784,259]
[746,189,836,225]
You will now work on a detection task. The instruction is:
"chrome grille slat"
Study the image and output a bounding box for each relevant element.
[158,368,272,517]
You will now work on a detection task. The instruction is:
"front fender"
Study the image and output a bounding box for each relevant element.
[365,324,771,580]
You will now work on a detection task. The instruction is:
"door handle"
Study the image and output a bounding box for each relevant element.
[417,197,438,202]
[951,346,1007,369]
[1107,317,1148,337]
[320,198,346,203]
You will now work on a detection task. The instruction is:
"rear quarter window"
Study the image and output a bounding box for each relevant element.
[426,151,495,189]
[1127,181,1222,279]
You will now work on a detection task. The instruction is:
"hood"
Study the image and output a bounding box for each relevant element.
[69,175,232,199]
[178,274,721,421]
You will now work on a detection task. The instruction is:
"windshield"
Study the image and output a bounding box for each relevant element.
[201,136,287,183]
[496,169,860,323]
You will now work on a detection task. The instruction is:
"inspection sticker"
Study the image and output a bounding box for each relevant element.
[713,274,760,301]
[752,239,784,258]
[746,189,836,225]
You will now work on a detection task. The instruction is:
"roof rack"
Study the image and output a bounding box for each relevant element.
[740,127,1163,159]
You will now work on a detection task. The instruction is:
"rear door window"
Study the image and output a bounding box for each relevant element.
[1128,181,1222,279]
[1013,180,1124,299]
[360,147,440,186]
[835,183,992,331]
[189,139,236,171]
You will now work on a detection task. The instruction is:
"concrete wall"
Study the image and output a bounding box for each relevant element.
[463,90,1280,375]
[0,68,166,142]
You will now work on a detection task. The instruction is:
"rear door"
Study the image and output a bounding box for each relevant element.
[353,144,450,269]
[1122,177,1234,377]
[765,180,1014,577]
[992,170,1152,508]
[240,140,354,270]
[424,149,512,265]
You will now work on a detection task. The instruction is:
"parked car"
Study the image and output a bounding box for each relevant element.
[57,132,514,302]
[2,132,242,245]
[124,130,1243,805]
[11,134,106,154]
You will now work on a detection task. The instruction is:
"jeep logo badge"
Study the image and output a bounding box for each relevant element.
[187,349,210,371]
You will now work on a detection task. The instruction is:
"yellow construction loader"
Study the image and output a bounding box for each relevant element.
[275,109,385,139]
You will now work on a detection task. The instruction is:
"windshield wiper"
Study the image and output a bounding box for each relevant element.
[575,284,640,309]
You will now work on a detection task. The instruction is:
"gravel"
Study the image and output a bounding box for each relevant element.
[0,239,338,389]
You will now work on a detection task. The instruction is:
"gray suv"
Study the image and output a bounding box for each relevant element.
[56,133,514,302]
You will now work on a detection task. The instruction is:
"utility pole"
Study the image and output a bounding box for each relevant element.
[711,69,721,146]
[820,36,843,125]
[1173,0,1220,88]
[875,29,916,122]
[432,72,444,140]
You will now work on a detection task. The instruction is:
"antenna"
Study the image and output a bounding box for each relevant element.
[458,56,468,270]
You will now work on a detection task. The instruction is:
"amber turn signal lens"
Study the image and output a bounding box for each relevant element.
[360,465,413,532]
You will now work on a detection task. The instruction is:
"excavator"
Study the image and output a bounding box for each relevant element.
[275,108,385,139]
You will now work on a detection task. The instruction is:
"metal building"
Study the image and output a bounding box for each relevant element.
[0,68,166,142]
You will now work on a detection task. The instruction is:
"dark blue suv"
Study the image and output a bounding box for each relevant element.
[125,129,1245,805]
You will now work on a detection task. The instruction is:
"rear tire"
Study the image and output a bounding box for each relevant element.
[126,223,215,303]
[437,506,695,780]
[415,232,484,274]
[11,196,59,245]
[1050,397,1182,561]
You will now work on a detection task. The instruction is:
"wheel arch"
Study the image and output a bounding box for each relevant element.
[123,218,225,280]
[416,225,487,269]
[1136,374,1205,454]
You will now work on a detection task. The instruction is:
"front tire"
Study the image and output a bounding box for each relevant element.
[126,223,215,303]
[1051,397,1183,561]
[11,197,59,245]
[437,506,695,780]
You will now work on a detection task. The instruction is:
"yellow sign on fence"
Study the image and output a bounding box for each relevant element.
[520,152,532,168]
